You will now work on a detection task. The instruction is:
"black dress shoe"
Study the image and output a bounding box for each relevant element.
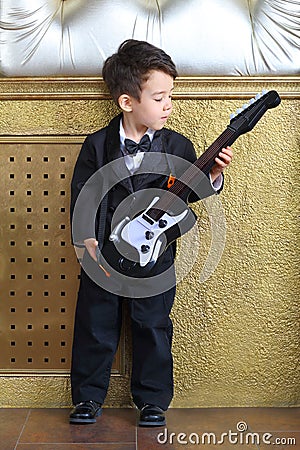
[69,400,102,424]
[139,404,166,427]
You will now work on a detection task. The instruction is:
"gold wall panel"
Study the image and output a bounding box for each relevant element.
[0,139,124,374]
[0,77,299,408]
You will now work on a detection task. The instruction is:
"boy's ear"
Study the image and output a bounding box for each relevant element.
[118,94,133,112]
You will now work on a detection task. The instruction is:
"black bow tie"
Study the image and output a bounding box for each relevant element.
[124,134,151,155]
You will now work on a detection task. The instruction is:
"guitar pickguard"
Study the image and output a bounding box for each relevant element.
[116,197,188,267]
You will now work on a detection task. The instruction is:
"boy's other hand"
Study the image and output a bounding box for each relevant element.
[210,146,233,182]
[84,238,99,262]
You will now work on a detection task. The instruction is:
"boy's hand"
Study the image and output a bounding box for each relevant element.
[210,146,233,182]
[84,238,99,262]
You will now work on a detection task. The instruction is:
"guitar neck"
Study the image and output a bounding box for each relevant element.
[139,90,281,223]
[185,126,236,177]
[147,126,237,221]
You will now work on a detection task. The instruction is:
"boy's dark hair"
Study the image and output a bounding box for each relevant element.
[102,39,178,105]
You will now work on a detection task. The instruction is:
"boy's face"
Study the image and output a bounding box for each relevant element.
[130,70,174,131]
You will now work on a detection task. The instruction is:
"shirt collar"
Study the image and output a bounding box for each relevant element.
[119,118,155,148]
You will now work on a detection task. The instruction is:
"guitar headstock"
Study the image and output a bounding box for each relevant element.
[229,90,281,136]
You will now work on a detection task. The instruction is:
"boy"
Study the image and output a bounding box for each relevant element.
[69,39,233,426]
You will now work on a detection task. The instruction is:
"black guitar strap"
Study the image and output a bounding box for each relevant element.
[96,178,108,254]
[161,128,178,178]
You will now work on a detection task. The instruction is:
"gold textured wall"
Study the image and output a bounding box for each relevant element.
[0,77,299,408]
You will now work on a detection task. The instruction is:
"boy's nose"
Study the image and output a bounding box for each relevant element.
[164,99,172,110]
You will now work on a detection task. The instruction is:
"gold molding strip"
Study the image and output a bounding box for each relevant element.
[0,76,299,99]
[0,371,71,377]
[0,369,121,377]
[0,135,86,143]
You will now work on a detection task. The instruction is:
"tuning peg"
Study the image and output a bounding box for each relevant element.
[242,103,249,110]
[262,88,268,95]
[249,98,255,104]
[230,113,236,120]
[255,93,262,100]
[236,108,243,114]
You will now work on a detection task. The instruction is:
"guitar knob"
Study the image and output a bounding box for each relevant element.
[145,231,154,240]
[158,219,168,228]
[141,244,150,253]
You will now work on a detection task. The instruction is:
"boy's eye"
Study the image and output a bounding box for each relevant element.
[154,98,163,102]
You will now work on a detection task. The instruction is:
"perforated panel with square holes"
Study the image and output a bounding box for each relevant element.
[0,140,123,374]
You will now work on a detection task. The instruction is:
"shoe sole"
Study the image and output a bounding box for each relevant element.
[138,420,166,427]
[69,409,102,424]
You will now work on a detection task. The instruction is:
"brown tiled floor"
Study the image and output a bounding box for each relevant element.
[0,407,299,449]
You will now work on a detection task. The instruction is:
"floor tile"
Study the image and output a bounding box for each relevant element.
[19,408,136,445]
[258,432,299,449]
[241,407,300,431]
[138,409,258,450]
[0,408,30,450]
[137,408,300,450]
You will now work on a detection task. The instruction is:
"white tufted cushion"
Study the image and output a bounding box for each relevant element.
[0,0,299,76]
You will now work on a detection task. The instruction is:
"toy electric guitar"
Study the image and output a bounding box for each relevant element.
[99,90,281,277]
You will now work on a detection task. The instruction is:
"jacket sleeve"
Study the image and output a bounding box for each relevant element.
[70,134,104,246]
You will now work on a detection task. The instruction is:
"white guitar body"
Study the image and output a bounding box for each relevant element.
[112,197,188,267]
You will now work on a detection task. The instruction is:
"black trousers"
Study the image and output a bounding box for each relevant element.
[71,269,176,410]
